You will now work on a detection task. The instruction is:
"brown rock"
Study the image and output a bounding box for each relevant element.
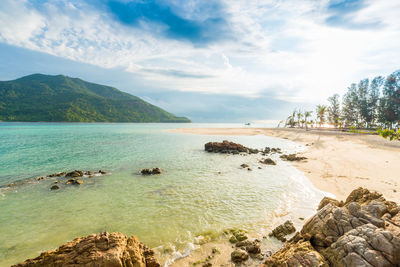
[12,232,160,267]
[65,170,84,178]
[204,140,252,154]
[280,154,307,161]
[259,158,276,165]
[231,249,249,263]
[263,240,328,267]
[269,220,296,242]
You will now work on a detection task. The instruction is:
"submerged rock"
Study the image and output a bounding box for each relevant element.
[50,184,60,190]
[280,154,307,161]
[264,187,400,267]
[12,232,160,267]
[141,168,162,175]
[259,158,277,165]
[240,163,249,168]
[269,220,296,242]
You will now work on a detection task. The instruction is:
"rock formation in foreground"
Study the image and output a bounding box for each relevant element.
[12,232,160,267]
[264,187,400,267]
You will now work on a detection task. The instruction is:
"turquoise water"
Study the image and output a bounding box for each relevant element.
[0,123,326,266]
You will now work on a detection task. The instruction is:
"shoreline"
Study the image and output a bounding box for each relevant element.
[167,127,400,203]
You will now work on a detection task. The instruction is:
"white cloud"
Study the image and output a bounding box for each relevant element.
[0,0,399,104]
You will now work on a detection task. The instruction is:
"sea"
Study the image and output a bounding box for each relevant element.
[0,122,329,266]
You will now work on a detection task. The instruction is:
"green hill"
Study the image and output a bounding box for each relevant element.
[0,74,191,122]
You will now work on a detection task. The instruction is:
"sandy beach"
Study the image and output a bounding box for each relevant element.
[169,127,400,203]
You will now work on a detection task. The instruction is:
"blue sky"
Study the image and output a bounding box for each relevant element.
[0,0,399,122]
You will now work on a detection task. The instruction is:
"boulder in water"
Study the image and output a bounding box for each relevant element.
[141,168,162,175]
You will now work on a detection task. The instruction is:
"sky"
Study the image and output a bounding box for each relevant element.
[0,0,399,122]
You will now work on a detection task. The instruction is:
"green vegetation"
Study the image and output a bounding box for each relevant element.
[0,74,191,123]
[377,128,400,141]
[284,70,400,139]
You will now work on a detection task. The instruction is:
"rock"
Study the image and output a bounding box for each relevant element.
[236,239,261,254]
[264,240,328,267]
[36,176,46,181]
[269,220,296,242]
[12,232,160,267]
[231,249,249,263]
[141,168,162,175]
[48,172,66,177]
[259,158,276,165]
[280,154,307,161]
[65,170,84,178]
[50,184,60,190]
[323,223,400,266]
[65,179,83,185]
[204,140,255,154]
[317,196,343,210]
[265,188,400,267]
[98,170,108,175]
[203,263,212,267]
[247,168,252,171]
[240,163,249,168]
[228,229,248,243]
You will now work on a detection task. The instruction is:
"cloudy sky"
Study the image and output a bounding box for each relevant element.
[0,0,399,122]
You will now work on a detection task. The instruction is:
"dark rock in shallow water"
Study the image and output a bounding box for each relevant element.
[264,187,400,267]
[204,140,257,154]
[141,168,162,175]
[280,154,307,161]
[48,172,66,177]
[259,158,276,165]
[269,220,296,242]
[65,170,84,177]
[50,184,60,190]
[12,232,160,267]
[65,179,83,185]
[240,163,249,168]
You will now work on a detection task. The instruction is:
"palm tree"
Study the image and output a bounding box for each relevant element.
[286,110,296,128]
[316,105,327,128]
[304,111,312,130]
[296,110,303,128]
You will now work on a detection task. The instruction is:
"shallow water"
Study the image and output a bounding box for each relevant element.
[0,123,327,266]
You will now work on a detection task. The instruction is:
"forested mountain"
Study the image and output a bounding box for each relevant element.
[0,74,191,122]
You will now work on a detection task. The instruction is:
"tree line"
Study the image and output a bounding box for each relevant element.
[284,70,400,130]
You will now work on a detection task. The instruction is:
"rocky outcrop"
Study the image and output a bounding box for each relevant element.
[141,168,162,175]
[264,188,400,267]
[280,154,307,161]
[269,220,296,242]
[204,140,259,154]
[12,232,160,267]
